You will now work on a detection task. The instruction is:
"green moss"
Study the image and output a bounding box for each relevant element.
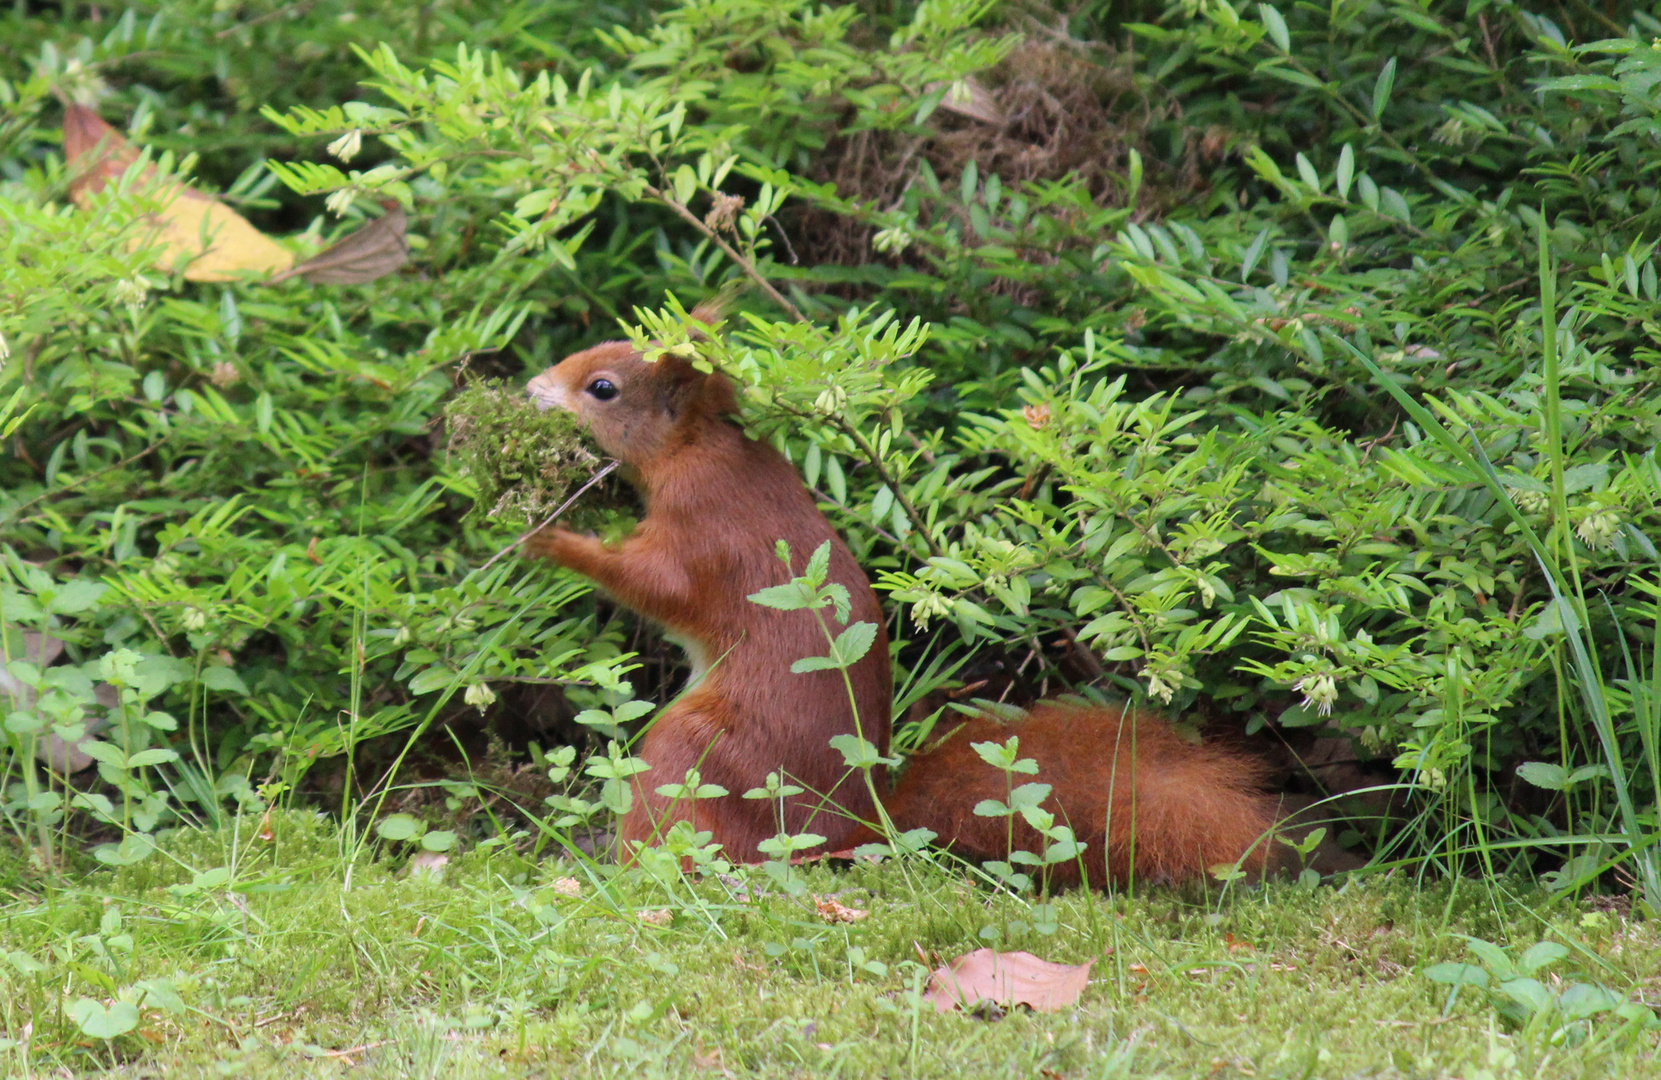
[444,380,610,529]
[4,828,1658,1079]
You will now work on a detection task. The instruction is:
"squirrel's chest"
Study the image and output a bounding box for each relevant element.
[663,628,715,688]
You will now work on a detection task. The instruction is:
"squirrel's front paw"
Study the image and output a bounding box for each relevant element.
[522,526,587,564]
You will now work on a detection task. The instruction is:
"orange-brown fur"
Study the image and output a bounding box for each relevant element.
[523,342,889,861]
[522,336,1274,883]
[876,704,1274,888]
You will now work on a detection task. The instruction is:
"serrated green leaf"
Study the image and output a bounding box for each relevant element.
[832,621,877,666]
[748,581,816,612]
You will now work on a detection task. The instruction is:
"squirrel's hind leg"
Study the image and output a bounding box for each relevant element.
[617,698,779,864]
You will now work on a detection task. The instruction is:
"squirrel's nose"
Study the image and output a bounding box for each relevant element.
[525,374,570,413]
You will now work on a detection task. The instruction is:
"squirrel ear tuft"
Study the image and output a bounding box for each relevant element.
[687,298,727,341]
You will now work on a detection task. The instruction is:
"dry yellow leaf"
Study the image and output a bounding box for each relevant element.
[63,104,293,282]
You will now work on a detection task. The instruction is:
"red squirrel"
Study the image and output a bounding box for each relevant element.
[523,335,1275,886]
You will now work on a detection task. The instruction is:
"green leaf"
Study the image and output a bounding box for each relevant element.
[613,700,655,723]
[408,666,457,695]
[971,737,1019,769]
[1258,4,1290,52]
[1421,962,1488,987]
[1558,982,1622,1020]
[45,579,107,616]
[1562,460,1608,493]
[1335,144,1354,200]
[190,867,232,892]
[376,814,424,842]
[805,540,832,587]
[1523,597,1582,640]
[1516,941,1568,975]
[828,733,895,769]
[136,979,186,1015]
[3,949,46,975]
[1008,782,1052,811]
[1372,58,1396,120]
[1240,227,1270,281]
[199,666,249,695]
[1261,65,1328,91]
[68,998,140,1040]
[1516,761,1569,790]
[80,742,129,769]
[672,163,698,205]
[1497,977,1554,1014]
[1295,153,1320,192]
[831,621,877,667]
[1534,75,1621,93]
[93,834,156,866]
[748,581,817,612]
[870,485,895,525]
[1462,937,1515,978]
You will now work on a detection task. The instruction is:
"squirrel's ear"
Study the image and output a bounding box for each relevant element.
[654,354,706,418]
[655,355,739,420]
[701,370,739,417]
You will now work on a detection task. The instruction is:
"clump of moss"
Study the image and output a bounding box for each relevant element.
[445,380,610,529]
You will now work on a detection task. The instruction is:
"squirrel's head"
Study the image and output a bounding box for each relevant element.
[526,341,739,465]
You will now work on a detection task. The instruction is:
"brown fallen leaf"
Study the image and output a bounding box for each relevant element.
[63,103,293,281]
[813,895,869,924]
[922,948,1094,1016]
[268,204,409,285]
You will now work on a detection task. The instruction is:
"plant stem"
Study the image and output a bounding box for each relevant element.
[640,183,807,323]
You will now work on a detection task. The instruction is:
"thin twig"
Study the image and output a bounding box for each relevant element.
[832,417,944,558]
[478,460,621,573]
[215,1,318,38]
[641,182,807,323]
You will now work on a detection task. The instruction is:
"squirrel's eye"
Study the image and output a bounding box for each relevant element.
[586,378,619,401]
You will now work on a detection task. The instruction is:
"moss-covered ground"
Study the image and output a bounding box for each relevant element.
[0,814,1656,1078]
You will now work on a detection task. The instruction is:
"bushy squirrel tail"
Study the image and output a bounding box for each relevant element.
[851,703,1277,889]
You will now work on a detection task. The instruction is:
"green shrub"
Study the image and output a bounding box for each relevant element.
[7,0,1661,908]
